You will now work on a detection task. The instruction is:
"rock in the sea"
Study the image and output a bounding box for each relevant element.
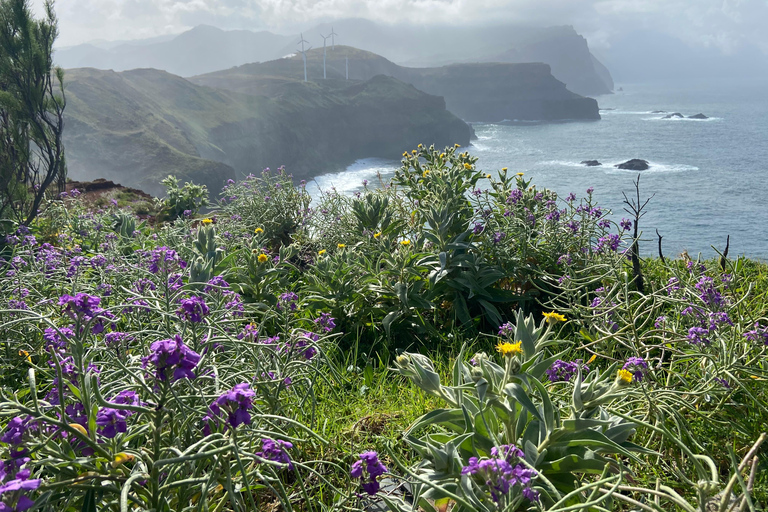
[651,110,667,113]
[615,159,650,171]
[688,113,708,119]
[581,160,602,167]
[662,112,684,119]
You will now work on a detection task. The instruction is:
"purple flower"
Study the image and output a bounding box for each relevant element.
[176,296,209,323]
[566,220,580,234]
[546,360,588,383]
[1,417,32,446]
[472,223,485,235]
[256,438,293,469]
[497,322,514,337]
[208,383,256,429]
[0,468,41,511]
[142,334,201,382]
[507,189,523,205]
[595,234,621,253]
[620,218,632,231]
[58,293,115,334]
[146,247,186,274]
[687,326,711,345]
[492,232,506,244]
[277,292,299,312]
[351,451,388,496]
[744,323,768,345]
[622,357,648,382]
[204,276,230,293]
[654,316,666,329]
[95,408,130,438]
[461,446,538,503]
[314,313,336,333]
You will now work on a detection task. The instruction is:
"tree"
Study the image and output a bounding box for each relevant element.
[0,0,66,231]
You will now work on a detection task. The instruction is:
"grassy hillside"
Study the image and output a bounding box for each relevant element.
[63,66,471,194]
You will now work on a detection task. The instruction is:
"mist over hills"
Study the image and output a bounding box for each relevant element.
[55,19,613,97]
[191,47,599,122]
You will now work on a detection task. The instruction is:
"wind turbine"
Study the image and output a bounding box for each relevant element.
[297,33,311,82]
[321,33,330,79]
[329,26,337,50]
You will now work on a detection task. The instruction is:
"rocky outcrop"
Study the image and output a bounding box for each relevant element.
[662,113,684,119]
[615,159,649,171]
[581,160,601,166]
[63,67,471,194]
[688,113,708,119]
[193,47,601,122]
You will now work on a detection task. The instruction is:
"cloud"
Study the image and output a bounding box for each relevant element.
[33,0,768,55]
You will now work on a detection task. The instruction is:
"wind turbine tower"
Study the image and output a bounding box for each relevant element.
[297,33,311,82]
[321,33,330,79]
[329,27,338,50]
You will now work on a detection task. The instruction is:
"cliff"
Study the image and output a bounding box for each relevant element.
[192,47,600,122]
[62,68,471,195]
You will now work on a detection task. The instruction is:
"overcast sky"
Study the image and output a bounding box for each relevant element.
[33,0,768,55]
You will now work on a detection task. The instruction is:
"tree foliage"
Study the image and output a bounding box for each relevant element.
[0,0,66,230]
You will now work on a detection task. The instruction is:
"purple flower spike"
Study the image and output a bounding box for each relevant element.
[176,296,209,323]
[256,438,294,470]
[351,451,388,496]
[208,383,256,429]
[142,334,201,382]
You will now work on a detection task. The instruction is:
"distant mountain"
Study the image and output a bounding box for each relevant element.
[56,20,613,96]
[55,25,294,77]
[63,66,471,195]
[192,47,600,122]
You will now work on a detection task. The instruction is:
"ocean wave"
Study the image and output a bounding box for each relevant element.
[307,158,398,196]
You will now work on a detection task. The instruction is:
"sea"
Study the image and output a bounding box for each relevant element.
[308,79,768,260]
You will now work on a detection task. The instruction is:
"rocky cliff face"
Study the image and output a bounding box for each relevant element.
[193,47,600,122]
[63,68,471,195]
[491,27,613,97]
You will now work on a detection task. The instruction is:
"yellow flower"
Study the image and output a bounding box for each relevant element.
[18,350,31,363]
[440,153,446,158]
[412,149,417,154]
[454,143,461,148]
[318,249,327,256]
[374,232,381,239]
[496,341,523,357]
[516,172,524,176]
[201,218,213,225]
[257,253,268,263]
[587,354,598,364]
[254,227,264,234]
[337,243,346,249]
[542,311,566,324]
[617,369,633,384]
[422,170,430,177]
[463,163,472,170]
[502,167,508,171]
[400,240,411,246]
[112,452,135,468]
[418,143,423,148]
[403,151,408,157]
[486,174,492,179]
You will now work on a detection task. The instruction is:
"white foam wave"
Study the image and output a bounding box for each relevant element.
[540,159,698,173]
[306,158,398,197]
[644,116,722,122]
